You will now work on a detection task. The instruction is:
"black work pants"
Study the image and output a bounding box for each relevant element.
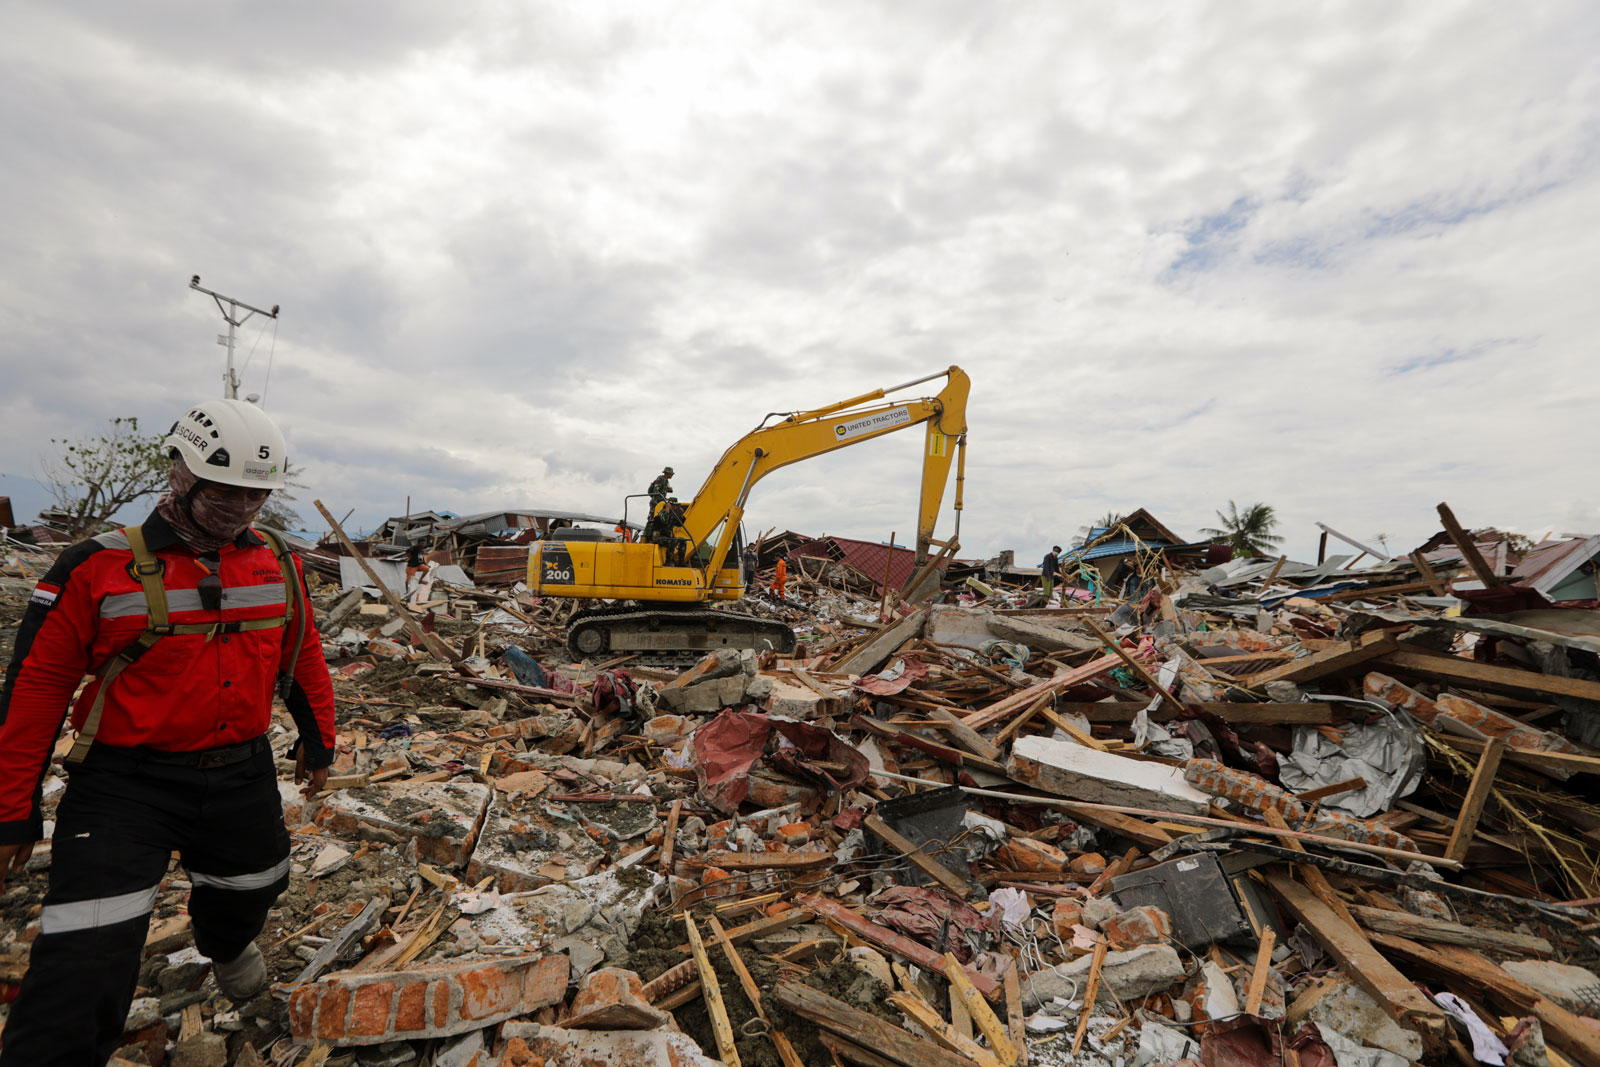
[0,740,290,1067]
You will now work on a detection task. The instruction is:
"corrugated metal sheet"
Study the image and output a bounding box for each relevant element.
[1510,536,1600,599]
[791,535,921,594]
[474,544,532,584]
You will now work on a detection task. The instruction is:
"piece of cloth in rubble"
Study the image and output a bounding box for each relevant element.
[854,655,930,696]
[870,885,995,963]
[978,639,1029,671]
[1276,714,1424,818]
[692,709,771,814]
[1434,992,1509,1065]
[691,711,871,814]
[502,646,547,688]
[1200,1017,1279,1067]
[1283,1024,1338,1067]
[156,454,267,554]
[768,719,870,792]
[590,669,636,718]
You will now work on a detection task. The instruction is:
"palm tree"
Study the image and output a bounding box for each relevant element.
[1200,501,1284,558]
[1074,511,1123,546]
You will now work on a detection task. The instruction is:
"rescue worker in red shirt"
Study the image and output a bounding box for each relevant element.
[0,399,337,1066]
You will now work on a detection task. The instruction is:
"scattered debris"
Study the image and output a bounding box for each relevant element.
[6,500,1600,1065]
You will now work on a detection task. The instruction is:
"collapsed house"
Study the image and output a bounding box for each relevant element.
[3,500,1600,1066]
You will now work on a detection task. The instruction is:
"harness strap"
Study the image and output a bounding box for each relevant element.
[253,526,308,701]
[64,525,304,767]
[123,525,169,631]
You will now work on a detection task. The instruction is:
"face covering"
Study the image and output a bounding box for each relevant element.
[156,455,269,554]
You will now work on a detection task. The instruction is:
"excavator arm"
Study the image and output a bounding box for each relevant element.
[529,365,969,660]
[682,366,970,579]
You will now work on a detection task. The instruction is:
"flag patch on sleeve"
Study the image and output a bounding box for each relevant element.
[29,582,60,608]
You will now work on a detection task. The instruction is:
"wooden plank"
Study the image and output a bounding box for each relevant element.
[863,813,972,899]
[1348,905,1551,954]
[659,799,683,876]
[1241,631,1398,688]
[1072,942,1108,1056]
[1081,618,1184,710]
[1035,704,1110,751]
[852,714,1009,776]
[1003,963,1029,1067]
[942,951,1017,1066]
[992,691,1057,744]
[1261,807,1361,929]
[963,656,1120,730]
[832,609,926,676]
[707,916,805,1067]
[816,1033,914,1067]
[1057,803,1174,849]
[1367,935,1600,1066]
[684,916,741,1067]
[1379,648,1600,705]
[1317,579,1462,603]
[1086,846,1141,896]
[774,982,979,1067]
[796,893,998,997]
[1244,929,1275,1016]
[313,499,471,670]
[689,850,834,871]
[1075,701,1341,725]
[1446,736,1506,864]
[887,991,1000,1067]
[282,897,386,989]
[1263,870,1448,1038]
[927,707,1002,761]
[1293,776,1367,804]
[670,907,814,954]
[1410,551,1449,596]
[1437,502,1501,588]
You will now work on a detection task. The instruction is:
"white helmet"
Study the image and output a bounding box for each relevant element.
[163,399,289,490]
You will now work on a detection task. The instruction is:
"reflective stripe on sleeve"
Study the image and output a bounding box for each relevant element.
[40,884,161,935]
[189,856,291,891]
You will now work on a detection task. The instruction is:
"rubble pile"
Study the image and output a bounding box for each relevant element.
[5,502,1600,1067]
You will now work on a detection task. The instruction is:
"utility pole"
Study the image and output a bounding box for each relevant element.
[189,275,278,399]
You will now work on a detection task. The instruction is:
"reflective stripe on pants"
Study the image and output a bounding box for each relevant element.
[40,883,161,936]
[190,855,292,891]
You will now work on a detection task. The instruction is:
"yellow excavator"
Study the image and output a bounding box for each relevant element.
[528,366,969,660]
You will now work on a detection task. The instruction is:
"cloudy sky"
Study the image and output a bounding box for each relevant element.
[2,2,1596,564]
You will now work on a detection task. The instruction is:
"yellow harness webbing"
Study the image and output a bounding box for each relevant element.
[64,524,304,766]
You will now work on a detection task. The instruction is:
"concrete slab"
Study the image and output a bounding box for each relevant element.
[497,1023,720,1066]
[1502,959,1600,1015]
[1007,736,1211,815]
[316,781,492,867]
[465,793,609,893]
[764,675,847,720]
[464,869,666,970]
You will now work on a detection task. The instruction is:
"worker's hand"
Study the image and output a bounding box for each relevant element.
[0,841,35,891]
[293,744,329,798]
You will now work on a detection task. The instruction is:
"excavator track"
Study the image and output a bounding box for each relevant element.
[566,605,796,664]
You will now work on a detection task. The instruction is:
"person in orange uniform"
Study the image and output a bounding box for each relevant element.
[0,399,336,1066]
[771,555,788,601]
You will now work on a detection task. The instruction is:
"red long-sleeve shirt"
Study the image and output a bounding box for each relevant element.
[0,511,337,844]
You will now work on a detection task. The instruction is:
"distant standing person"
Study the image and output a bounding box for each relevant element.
[741,544,758,588]
[1041,545,1062,603]
[648,466,674,509]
